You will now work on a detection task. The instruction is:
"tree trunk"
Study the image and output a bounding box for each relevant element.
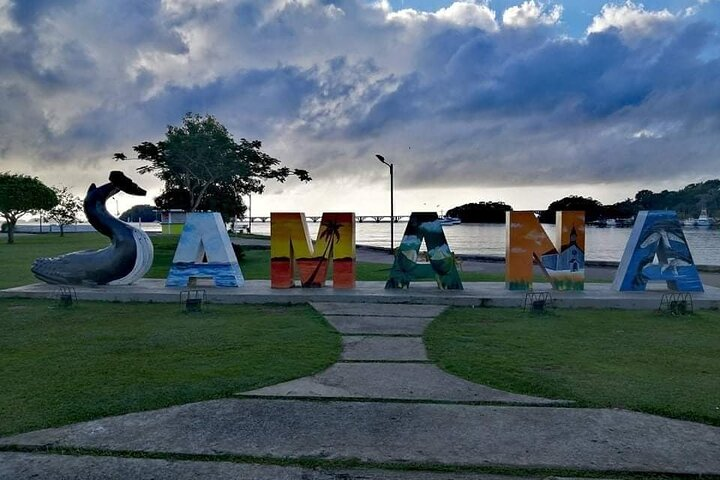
[60,224,65,237]
[7,222,15,244]
[191,182,213,212]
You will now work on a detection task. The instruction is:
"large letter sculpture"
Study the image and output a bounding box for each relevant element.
[385,212,463,290]
[270,212,355,288]
[506,211,585,291]
[166,212,244,287]
[32,171,154,285]
[612,211,703,292]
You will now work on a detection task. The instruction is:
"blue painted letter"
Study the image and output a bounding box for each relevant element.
[166,212,244,288]
[612,211,703,292]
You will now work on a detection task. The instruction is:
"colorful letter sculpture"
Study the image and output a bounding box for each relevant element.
[506,211,585,291]
[270,212,356,288]
[32,171,154,286]
[385,212,463,290]
[166,212,244,288]
[612,211,703,292]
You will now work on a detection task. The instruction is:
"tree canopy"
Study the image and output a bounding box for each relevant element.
[626,180,720,218]
[118,113,311,215]
[536,181,720,223]
[538,196,605,223]
[120,204,159,223]
[45,186,83,237]
[0,173,58,243]
[446,201,513,223]
[153,184,246,223]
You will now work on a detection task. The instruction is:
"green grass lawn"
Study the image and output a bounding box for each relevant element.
[0,233,108,289]
[0,299,341,436]
[425,307,720,425]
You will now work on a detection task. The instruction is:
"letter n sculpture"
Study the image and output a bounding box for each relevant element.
[506,211,585,291]
[166,212,244,287]
[612,211,703,292]
[270,212,356,288]
[385,212,462,289]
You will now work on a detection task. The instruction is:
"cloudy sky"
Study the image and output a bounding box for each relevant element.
[1,0,719,218]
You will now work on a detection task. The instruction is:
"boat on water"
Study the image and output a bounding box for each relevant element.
[594,218,633,228]
[693,209,715,227]
[438,216,461,226]
[614,218,634,228]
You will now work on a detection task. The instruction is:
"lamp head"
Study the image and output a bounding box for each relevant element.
[376,154,391,167]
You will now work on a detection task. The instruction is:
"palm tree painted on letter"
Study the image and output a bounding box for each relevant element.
[303,218,343,287]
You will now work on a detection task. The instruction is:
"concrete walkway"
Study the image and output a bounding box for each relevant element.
[2,302,720,479]
[244,303,567,405]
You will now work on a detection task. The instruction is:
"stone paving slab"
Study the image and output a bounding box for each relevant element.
[312,302,447,317]
[242,363,567,404]
[5,280,720,309]
[342,336,428,361]
[324,315,433,335]
[0,452,544,480]
[3,399,719,475]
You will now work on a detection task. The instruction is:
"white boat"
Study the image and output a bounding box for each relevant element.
[438,216,461,226]
[693,209,714,227]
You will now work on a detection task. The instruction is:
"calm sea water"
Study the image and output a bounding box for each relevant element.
[245,222,720,265]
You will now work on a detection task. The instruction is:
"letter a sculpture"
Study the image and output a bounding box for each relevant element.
[386,212,462,289]
[166,212,244,287]
[612,211,703,292]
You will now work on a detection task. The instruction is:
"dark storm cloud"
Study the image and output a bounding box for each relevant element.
[0,0,718,190]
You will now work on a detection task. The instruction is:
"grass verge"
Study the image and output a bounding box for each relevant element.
[0,299,341,436]
[425,307,720,425]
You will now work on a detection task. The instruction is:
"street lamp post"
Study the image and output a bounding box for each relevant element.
[375,154,394,254]
[248,194,252,234]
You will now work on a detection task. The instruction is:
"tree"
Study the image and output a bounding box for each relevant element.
[539,196,605,223]
[45,186,83,237]
[120,204,158,223]
[119,113,311,213]
[446,201,513,223]
[0,173,58,244]
[154,183,247,224]
[619,180,720,219]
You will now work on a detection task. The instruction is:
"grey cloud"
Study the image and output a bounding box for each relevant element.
[0,0,718,194]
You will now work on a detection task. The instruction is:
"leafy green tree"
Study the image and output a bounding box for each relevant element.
[154,183,246,224]
[0,173,58,244]
[446,201,513,223]
[539,196,605,224]
[45,186,83,237]
[613,180,720,219]
[117,113,311,214]
[120,204,158,223]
